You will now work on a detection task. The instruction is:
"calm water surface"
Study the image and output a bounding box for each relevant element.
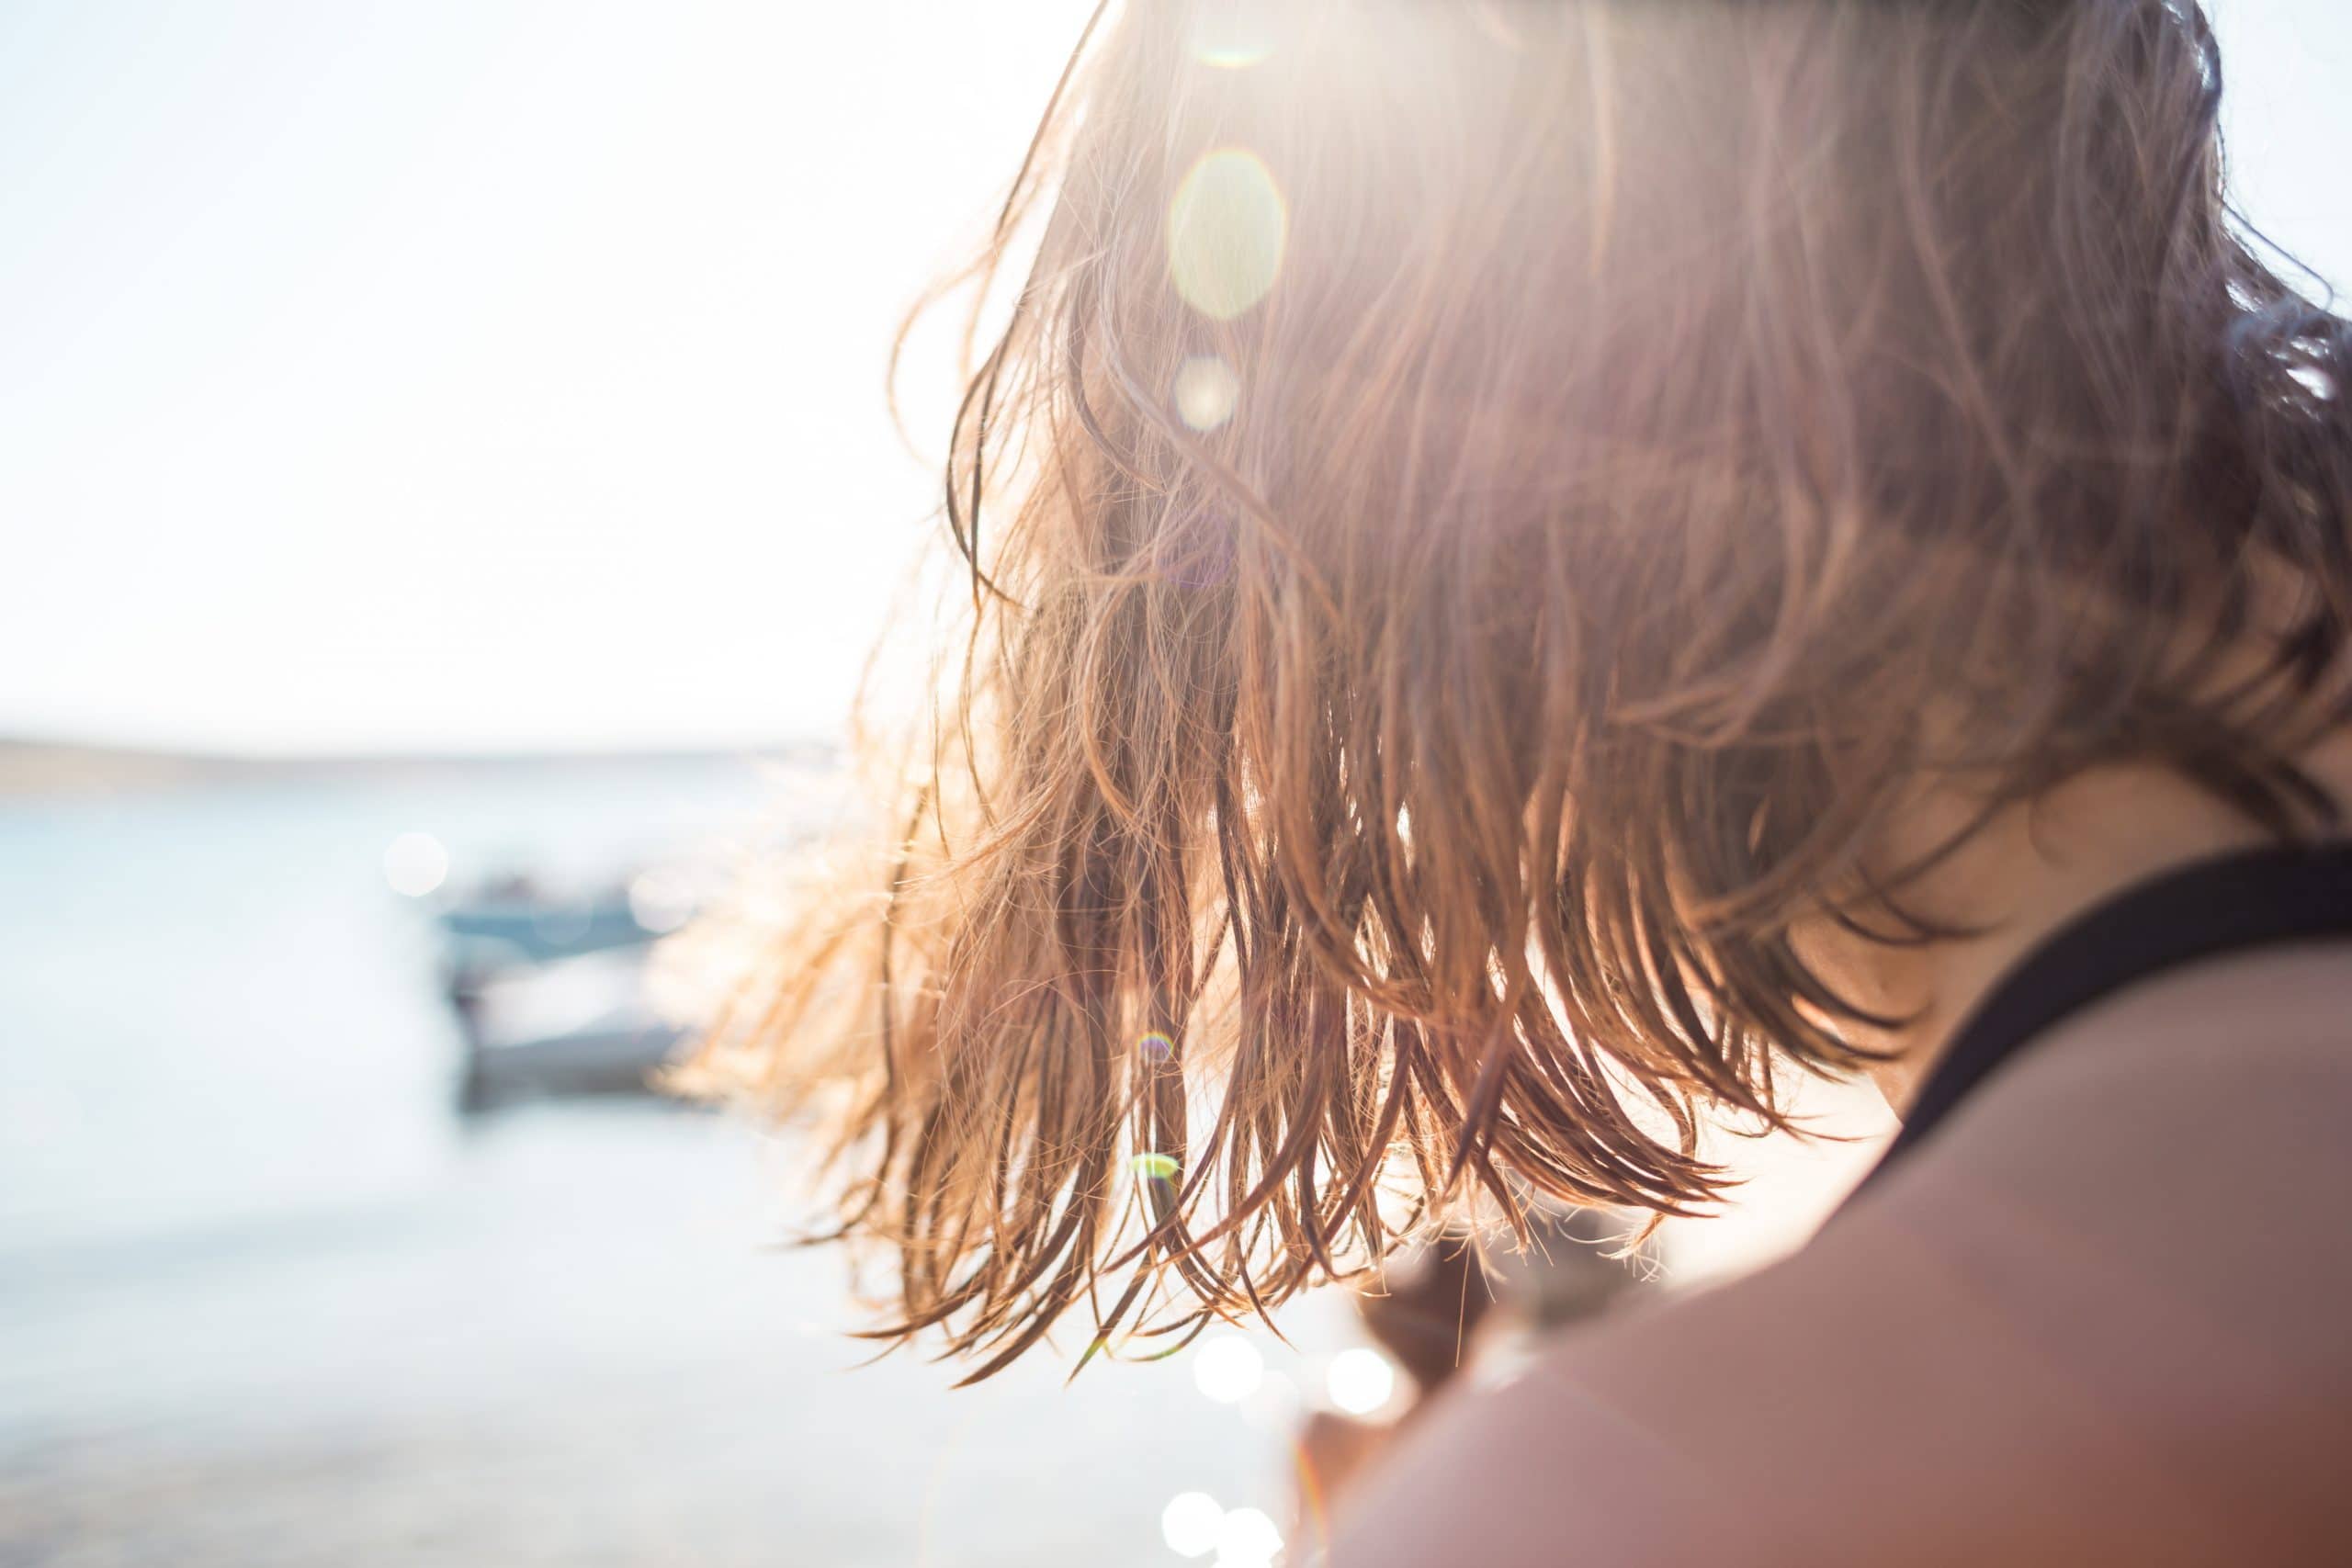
[0,758,1329,1566]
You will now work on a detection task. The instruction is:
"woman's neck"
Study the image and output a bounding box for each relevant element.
[1816,727,2352,1116]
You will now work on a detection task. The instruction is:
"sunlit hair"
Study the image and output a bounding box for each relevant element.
[686,0,2352,1376]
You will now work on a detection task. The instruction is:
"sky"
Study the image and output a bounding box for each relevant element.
[2,1,2348,756]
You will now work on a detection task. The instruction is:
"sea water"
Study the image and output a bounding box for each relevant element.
[0,756,1318,1567]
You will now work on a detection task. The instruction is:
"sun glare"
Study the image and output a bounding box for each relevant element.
[1167,150,1289,321]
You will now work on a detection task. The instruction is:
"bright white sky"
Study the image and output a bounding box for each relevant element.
[2,1,2346,755]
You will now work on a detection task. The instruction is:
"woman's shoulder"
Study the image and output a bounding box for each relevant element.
[1324,989,2352,1567]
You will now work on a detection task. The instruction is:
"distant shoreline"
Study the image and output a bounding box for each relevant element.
[0,739,833,800]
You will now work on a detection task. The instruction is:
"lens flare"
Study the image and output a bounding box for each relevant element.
[1167,149,1288,321]
[1172,355,1241,432]
[628,868,695,934]
[382,831,448,897]
[1133,1151,1181,1183]
[1327,1347,1398,1415]
[1161,1492,1225,1559]
[1138,1030,1177,1064]
[1216,1506,1285,1568]
[1188,3,1276,69]
[1193,1335,1265,1403]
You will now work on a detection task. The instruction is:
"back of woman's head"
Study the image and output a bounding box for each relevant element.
[692,0,2352,1374]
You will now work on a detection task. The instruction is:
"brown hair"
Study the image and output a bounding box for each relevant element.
[687,0,2352,1377]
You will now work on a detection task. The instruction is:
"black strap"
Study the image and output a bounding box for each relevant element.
[1850,840,2352,1199]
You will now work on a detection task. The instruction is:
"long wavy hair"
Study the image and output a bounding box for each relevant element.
[686,0,2352,1378]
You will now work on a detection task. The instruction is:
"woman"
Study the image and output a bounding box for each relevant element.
[693,3,2352,1560]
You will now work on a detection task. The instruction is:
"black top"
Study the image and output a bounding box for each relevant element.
[1851,840,2352,1198]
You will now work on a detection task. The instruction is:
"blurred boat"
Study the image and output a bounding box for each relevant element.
[435,873,697,1111]
[437,875,671,970]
